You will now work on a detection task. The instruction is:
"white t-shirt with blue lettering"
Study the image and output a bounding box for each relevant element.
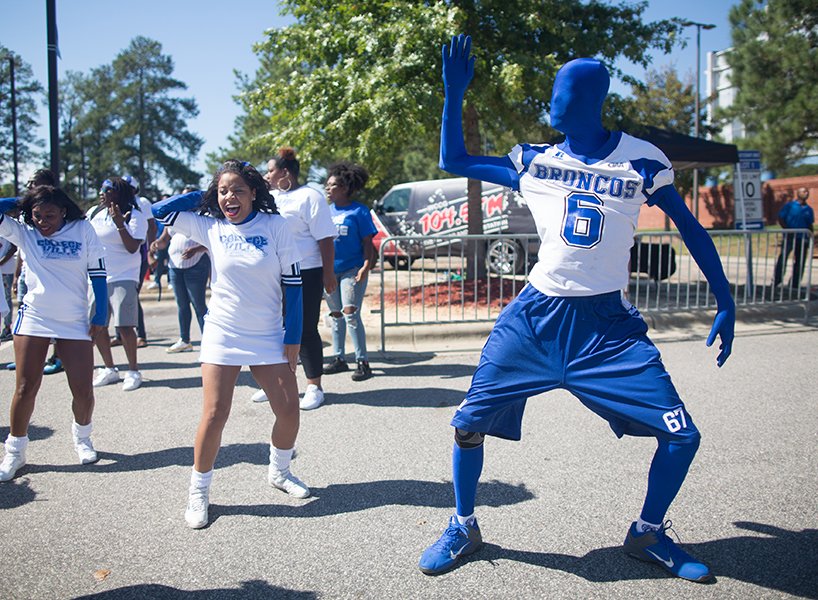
[166,211,300,338]
[0,216,105,323]
[508,133,674,296]
[86,203,148,282]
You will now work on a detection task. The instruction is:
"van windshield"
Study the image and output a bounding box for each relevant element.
[381,188,411,213]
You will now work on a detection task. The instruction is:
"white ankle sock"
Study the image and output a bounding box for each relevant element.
[73,421,92,439]
[270,446,293,472]
[5,434,28,452]
[636,517,661,533]
[190,468,212,489]
[456,513,475,526]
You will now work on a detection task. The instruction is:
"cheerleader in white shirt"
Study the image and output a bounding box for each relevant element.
[153,160,307,529]
[0,186,108,481]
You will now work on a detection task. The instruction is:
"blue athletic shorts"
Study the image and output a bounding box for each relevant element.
[451,285,699,444]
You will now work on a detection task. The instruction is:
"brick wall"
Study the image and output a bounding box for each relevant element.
[637,174,818,230]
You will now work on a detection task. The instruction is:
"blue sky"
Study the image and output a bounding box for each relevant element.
[1,0,736,184]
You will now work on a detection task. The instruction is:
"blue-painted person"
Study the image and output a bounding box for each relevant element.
[418,35,736,582]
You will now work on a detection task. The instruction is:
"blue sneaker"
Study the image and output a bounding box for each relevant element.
[43,357,63,375]
[418,515,482,575]
[623,521,713,582]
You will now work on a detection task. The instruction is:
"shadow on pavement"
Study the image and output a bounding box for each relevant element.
[19,442,270,475]
[376,352,437,365]
[0,478,37,510]
[324,387,465,408]
[76,580,317,599]
[208,478,534,523]
[0,423,55,442]
[469,521,817,598]
[375,362,475,379]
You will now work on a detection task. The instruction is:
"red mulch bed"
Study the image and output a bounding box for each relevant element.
[382,276,524,309]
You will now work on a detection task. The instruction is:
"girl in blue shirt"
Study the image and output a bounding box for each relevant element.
[323,161,377,382]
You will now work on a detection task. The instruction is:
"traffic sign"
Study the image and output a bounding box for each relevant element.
[735,150,764,230]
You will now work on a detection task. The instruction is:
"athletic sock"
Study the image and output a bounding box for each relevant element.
[452,442,484,519]
[456,513,475,526]
[636,517,661,533]
[5,434,28,452]
[190,468,212,489]
[640,437,700,524]
[72,421,92,439]
[270,445,294,473]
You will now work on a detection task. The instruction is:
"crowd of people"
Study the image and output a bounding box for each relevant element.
[1,36,754,584]
[0,153,377,518]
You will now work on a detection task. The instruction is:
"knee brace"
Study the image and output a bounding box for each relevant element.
[455,428,485,449]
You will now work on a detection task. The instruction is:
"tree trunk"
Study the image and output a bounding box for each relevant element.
[464,103,486,278]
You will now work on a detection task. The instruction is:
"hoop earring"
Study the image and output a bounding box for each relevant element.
[277,175,292,193]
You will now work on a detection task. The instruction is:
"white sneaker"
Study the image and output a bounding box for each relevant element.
[122,370,142,391]
[167,339,193,353]
[146,281,159,290]
[92,367,120,387]
[0,450,26,481]
[251,389,268,403]
[269,468,310,499]
[74,436,98,464]
[185,485,209,529]
[167,283,173,290]
[300,384,324,410]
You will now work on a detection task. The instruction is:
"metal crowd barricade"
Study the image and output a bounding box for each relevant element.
[630,229,813,313]
[378,230,814,351]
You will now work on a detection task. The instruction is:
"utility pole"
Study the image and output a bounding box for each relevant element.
[9,56,20,195]
[46,0,59,182]
[681,20,716,221]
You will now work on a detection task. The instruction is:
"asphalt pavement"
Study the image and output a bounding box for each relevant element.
[1,290,817,599]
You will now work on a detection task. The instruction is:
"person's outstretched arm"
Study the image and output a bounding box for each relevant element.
[440,34,518,188]
[654,186,735,367]
[151,190,204,223]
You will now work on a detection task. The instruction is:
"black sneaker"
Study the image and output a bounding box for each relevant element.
[323,356,349,375]
[351,360,373,381]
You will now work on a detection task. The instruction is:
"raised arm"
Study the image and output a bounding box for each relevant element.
[0,197,19,214]
[654,186,735,367]
[151,190,204,222]
[440,35,518,188]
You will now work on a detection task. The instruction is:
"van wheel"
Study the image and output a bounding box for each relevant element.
[486,239,523,275]
[383,256,414,270]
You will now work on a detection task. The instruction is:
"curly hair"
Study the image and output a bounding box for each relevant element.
[100,176,139,216]
[26,169,58,189]
[270,146,300,180]
[202,160,277,218]
[326,161,369,197]
[19,185,86,226]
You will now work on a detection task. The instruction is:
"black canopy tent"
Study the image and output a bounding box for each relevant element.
[621,125,739,170]
[551,125,739,170]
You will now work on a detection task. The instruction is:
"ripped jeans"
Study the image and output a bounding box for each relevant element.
[325,267,368,362]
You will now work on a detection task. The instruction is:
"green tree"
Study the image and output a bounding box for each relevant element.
[65,65,120,202]
[110,37,203,196]
[59,70,101,203]
[240,0,683,213]
[206,69,278,174]
[619,65,699,201]
[723,0,818,172]
[0,46,45,191]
